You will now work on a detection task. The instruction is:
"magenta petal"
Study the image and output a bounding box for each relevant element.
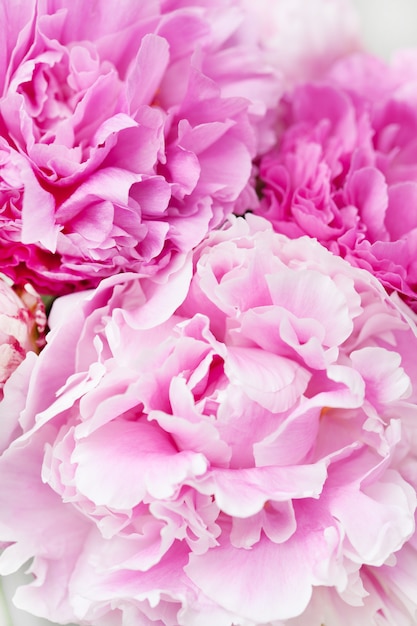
[20,162,58,251]
[347,167,388,241]
[127,34,170,112]
[386,182,417,239]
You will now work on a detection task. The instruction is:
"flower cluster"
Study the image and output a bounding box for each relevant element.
[257,50,417,311]
[2,2,417,626]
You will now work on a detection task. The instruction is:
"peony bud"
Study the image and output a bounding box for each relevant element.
[0,277,46,398]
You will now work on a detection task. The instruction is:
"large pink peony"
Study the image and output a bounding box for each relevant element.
[257,50,417,312]
[0,0,280,295]
[1,216,417,625]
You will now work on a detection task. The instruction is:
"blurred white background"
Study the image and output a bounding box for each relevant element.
[352,0,417,58]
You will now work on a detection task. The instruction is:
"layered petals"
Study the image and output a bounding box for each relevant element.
[0,0,281,294]
[257,50,417,311]
[1,217,417,625]
[0,276,45,408]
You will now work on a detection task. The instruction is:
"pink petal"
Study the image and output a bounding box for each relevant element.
[72,420,208,508]
[194,462,327,517]
[225,345,310,413]
[186,518,341,622]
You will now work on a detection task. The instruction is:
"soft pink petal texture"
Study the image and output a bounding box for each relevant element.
[186,503,343,622]
[73,420,208,508]
[225,346,310,413]
[2,216,417,625]
[257,51,417,311]
[350,347,411,408]
[0,0,37,92]
[0,0,281,294]
[282,583,388,626]
[0,428,90,622]
[18,267,192,435]
[0,351,37,452]
[193,462,328,517]
[373,528,417,625]
[68,540,196,624]
[329,473,415,566]
[265,266,355,346]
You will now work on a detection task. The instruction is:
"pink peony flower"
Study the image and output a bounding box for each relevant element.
[257,50,417,312]
[0,276,45,401]
[0,0,280,295]
[1,216,417,625]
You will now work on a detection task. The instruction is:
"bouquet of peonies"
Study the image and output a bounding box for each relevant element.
[1,1,417,625]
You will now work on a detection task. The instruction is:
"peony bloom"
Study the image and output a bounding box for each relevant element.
[0,276,45,401]
[0,0,280,295]
[1,216,417,625]
[257,50,417,312]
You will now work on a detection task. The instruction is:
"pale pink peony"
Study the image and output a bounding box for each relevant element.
[0,0,280,295]
[240,0,360,85]
[1,216,417,625]
[0,276,45,401]
[257,50,417,312]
